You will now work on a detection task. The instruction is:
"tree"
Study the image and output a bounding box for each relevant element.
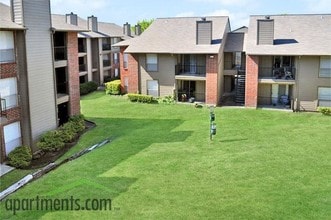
[137,19,154,32]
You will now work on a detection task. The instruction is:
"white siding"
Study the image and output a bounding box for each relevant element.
[22,0,57,139]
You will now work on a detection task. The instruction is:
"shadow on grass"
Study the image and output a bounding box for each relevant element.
[219,138,248,143]
[0,117,193,219]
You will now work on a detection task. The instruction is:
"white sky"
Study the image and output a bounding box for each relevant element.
[1,0,330,29]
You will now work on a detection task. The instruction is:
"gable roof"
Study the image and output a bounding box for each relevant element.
[246,14,331,56]
[51,14,87,32]
[124,16,230,54]
[0,3,25,30]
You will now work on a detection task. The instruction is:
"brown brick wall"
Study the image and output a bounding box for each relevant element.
[119,47,139,93]
[0,63,17,79]
[67,32,80,116]
[245,55,259,108]
[206,55,218,105]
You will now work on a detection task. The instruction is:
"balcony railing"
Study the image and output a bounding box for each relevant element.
[0,98,6,117]
[79,64,87,72]
[54,46,67,61]
[259,67,296,80]
[0,48,15,63]
[103,60,111,67]
[176,91,206,102]
[78,45,86,53]
[175,64,206,76]
[57,82,68,94]
[102,43,112,51]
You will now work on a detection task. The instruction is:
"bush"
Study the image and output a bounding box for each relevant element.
[80,81,98,96]
[105,80,121,95]
[59,122,77,143]
[37,130,65,152]
[8,146,32,168]
[318,107,331,116]
[128,93,154,103]
[158,95,175,104]
[68,114,86,133]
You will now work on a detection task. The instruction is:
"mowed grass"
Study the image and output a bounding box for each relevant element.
[1,91,330,219]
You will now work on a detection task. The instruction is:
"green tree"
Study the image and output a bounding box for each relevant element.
[137,19,154,32]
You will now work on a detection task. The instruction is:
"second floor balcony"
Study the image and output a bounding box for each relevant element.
[259,66,296,81]
[102,43,112,51]
[54,46,67,61]
[175,64,206,76]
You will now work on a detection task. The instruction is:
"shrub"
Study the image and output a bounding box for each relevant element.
[158,95,175,104]
[128,93,154,103]
[80,81,98,96]
[68,114,86,133]
[59,122,77,143]
[105,80,121,95]
[37,130,65,152]
[318,107,331,116]
[7,146,32,168]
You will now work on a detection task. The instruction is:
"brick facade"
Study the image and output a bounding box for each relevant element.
[206,55,219,105]
[0,62,21,162]
[67,32,80,116]
[119,47,139,93]
[0,63,17,79]
[245,55,259,108]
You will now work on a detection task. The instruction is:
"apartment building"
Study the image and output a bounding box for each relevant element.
[245,14,331,110]
[0,0,83,162]
[115,16,230,105]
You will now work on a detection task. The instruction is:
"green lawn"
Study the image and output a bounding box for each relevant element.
[1,91,331,219]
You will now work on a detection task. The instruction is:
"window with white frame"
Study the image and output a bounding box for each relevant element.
[0,31,15,63]
[318,87,331,107]
[4,121,22,155]
[0,77,18,110]
[123,53,128,69]
[147,80,159,97]
[319,56,331,77]
[146,54,158,71]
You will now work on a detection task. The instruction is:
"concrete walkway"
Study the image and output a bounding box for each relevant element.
[0,164,14,177]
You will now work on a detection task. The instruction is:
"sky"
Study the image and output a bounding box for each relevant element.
[0,0,330,29]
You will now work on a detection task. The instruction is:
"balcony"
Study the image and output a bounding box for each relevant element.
[0,48,15,63]
[79,64,87,72]
[258,67,296,84]
[1,97,7,118]
[78,45,86,53]
[102,43,112,51]
[103,60,111,67]
[175,64,206,80]
[54,46,67,61]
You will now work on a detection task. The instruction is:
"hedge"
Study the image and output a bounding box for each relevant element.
[105,80,121,95]
[318,107,331,116]
[80,81,98,96]
[37,130,65,152]
[128,93,154,103]
[8,146,32,168]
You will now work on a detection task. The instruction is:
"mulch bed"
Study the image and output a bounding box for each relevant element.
[26,120,95,169]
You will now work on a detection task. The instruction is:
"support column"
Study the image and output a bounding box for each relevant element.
[245,55,259,108]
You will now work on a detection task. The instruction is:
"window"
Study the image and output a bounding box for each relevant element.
[4,122,22,155]
[319,56,331,77]
[318,87,331,107]
[123,53,128,69]
[0,77,18,110]
[146,54,158,71]
[147,80,159,97]
[0,31,15,63]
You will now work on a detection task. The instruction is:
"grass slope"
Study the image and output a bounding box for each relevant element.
[1,92,330,219]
